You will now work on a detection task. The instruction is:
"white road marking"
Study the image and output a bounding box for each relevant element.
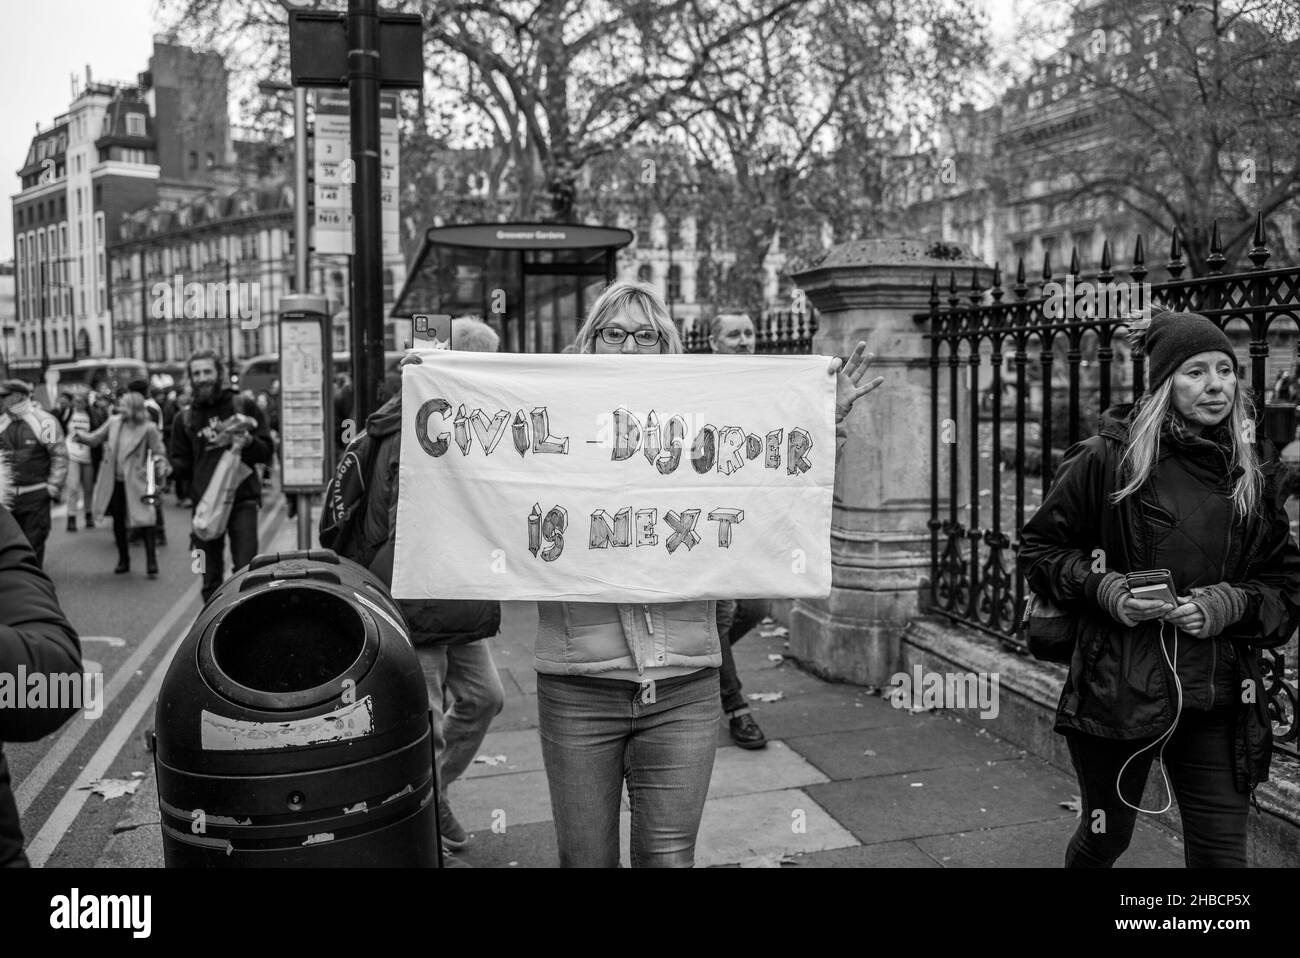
[19,505,288,866]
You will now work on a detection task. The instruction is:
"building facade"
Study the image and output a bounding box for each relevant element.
[9,38,234,379]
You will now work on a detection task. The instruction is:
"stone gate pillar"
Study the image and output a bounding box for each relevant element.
[788,239,991,684]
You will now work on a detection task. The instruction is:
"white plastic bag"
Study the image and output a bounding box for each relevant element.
[192,449,253,541]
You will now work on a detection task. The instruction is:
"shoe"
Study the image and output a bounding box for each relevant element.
[114,562,129,574]
[67,517,77,532]
[147,564,159,579]
[156,532,167,547]
[729,712,768,750]
[437,795,469,850]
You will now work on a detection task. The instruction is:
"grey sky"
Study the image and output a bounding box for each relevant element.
[1,0,157,262]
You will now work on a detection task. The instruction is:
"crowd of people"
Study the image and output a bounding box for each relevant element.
[4,283,1297,870]
[0,357,275,585]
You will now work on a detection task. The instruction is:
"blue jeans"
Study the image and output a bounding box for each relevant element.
[416,639,505,791]
[537,669,721,868]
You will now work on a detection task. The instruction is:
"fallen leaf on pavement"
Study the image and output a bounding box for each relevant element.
[79,778,141,801]
[759,626,790,638]
[767,654,784,663]
[739,853,797,868]
[472,754,508,767]
[747,692,784,703]
[1059,796,1083,819]
[863,749,877,757]
[910,782,924,788]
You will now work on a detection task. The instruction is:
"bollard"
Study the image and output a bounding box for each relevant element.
[154,549,440,866]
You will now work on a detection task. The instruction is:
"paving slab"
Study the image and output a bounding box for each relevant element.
[740,687,911,741]
[913,815,1184,868]
[805,759,1080,845]
[452,819,558,869]
[450,769,553,833]
[460,728,545,780]
[490,691,539,733]
[786,841,941,868]
[691,788,860,867]
[785,715,1022,780]
[706,740,829,800]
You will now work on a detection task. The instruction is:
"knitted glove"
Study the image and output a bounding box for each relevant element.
[1186,582,1248,638]
[1094,571,1131,626]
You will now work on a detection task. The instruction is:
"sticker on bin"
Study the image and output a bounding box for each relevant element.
[200,696,375,750]
[354,592,411,645]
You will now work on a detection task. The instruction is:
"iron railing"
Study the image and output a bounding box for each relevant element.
[923,213,1299,758]
[682,308,818,354]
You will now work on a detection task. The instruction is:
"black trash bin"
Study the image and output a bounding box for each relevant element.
[155,549,440,866]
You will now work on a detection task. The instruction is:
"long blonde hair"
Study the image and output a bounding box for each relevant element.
[574,281,683,354]
[118,391,149,426]
[1110,375,1262,517]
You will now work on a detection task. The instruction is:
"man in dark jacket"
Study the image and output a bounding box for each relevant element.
[0,455,84,866]
[333,317,503,855]
[0,379,68,568]
[170,350,273,603]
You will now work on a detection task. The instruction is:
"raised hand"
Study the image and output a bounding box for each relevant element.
[830,342,885,423]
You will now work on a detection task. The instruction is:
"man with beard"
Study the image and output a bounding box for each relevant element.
[708,312,773,750]
[170,350,273,603]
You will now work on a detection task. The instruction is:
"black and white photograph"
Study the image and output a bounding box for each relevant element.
[0,0,1296,940]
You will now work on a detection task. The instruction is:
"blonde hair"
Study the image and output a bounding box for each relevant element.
[119,391,149,426]
[574,281,683,354]
[1111,374,1262,517]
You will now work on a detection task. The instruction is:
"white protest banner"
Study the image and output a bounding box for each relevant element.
[391,352,836,603]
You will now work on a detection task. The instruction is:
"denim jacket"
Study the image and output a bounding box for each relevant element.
[535,600,722,676]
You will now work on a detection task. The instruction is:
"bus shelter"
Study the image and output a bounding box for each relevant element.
[390,222,633,353]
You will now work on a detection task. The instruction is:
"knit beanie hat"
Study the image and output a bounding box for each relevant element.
[1138,310,1235,391]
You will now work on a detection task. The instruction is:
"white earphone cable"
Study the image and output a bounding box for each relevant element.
[1116,619,1183,815]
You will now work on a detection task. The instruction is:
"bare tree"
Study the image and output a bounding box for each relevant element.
[1027,0,1300,271]
[671,0,990,313]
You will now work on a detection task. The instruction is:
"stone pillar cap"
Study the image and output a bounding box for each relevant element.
[794,238,988,279]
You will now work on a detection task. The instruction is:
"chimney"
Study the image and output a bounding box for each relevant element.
[86,64,93,86]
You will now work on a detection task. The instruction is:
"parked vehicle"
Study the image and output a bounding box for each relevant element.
[37,358,148,406]
[238,351,403,406]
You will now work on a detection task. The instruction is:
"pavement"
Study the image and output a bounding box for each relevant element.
[97,563,1187,867]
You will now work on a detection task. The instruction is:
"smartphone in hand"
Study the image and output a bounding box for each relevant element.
[1124,569,1178,606]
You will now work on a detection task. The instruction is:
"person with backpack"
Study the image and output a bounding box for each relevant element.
[1018,309,1300,867]
[321,316,503,858]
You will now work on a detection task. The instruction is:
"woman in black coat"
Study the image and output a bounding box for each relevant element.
[1018,309,1300,868]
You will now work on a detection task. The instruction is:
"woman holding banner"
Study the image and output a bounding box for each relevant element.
[532,281,882,867]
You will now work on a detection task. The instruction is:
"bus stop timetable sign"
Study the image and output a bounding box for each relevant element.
[279,308,331,493]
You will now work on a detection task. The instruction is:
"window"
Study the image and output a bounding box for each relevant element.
[667,265,681,303]
[667,217,682,247]
[189,151,198,170]
[206,152,215,170]
[637,218,652,247]
[126,113,145,136]
[382,268,394,302]
[637,263,653,284]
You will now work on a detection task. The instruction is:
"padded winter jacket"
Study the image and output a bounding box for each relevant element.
[0,456,83,866]
[1018,403,1300,791]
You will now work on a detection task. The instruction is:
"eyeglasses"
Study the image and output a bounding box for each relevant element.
[597,326,661,347]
